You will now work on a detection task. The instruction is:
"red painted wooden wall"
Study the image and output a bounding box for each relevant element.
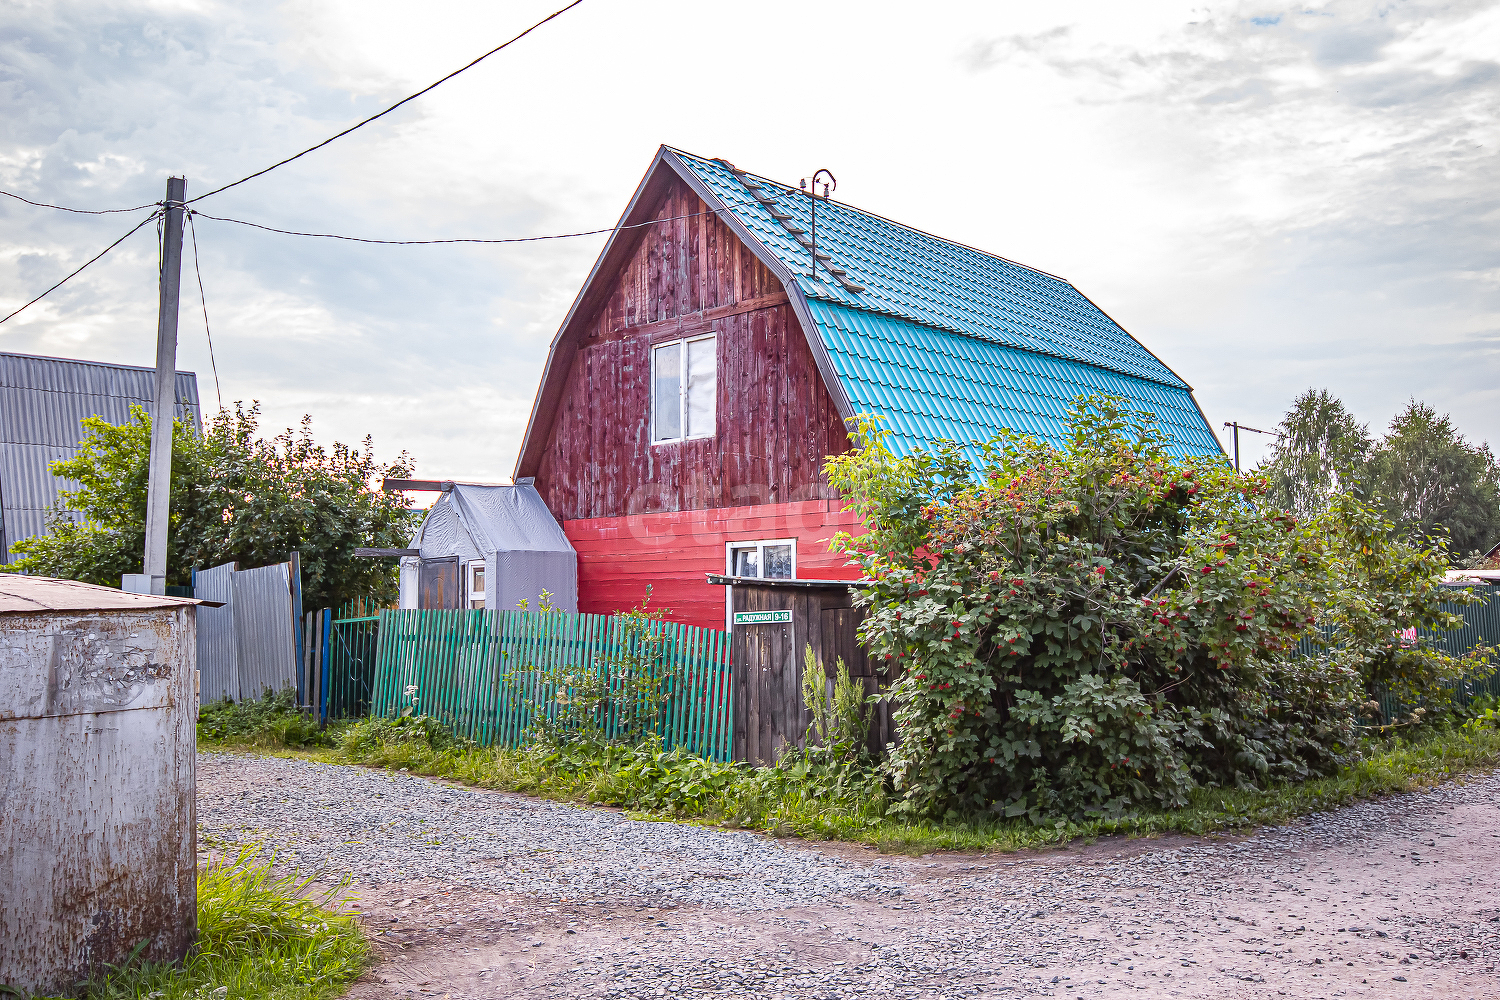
[565,500,862,630]
[528,176,857,626]
[532,177,850,520]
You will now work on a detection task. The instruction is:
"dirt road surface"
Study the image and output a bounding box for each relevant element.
[197,754,1500,999]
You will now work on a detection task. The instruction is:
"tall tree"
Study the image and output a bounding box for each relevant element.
[6,404,418,610]
[1258,388,1372,519]
[1367,401,1500,558]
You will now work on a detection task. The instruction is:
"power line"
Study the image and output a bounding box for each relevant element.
[188,206,720,245]
[185,211,223,410]
[0,188,159,215]
[187,0,584,205]
[0,210,161,326]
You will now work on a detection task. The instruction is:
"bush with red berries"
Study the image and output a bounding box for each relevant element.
[827,397,1476,822]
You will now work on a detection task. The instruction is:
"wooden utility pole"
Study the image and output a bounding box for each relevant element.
[1222,420,1280,473]
[125,177,186,595]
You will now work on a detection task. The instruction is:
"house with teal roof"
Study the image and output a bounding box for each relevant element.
[514,146,1221,630]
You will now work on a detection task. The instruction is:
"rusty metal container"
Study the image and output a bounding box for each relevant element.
[0,577,203,997]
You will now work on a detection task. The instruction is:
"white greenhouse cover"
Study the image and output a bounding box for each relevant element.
[404,483,577,611]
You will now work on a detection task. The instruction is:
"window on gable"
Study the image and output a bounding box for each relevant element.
[727,539,795,580]
[652,334,716,443]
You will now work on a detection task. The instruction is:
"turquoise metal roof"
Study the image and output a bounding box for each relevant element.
[669,150,1220,460]
[809,301,1221,460]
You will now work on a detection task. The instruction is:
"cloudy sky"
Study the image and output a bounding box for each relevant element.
[2,0,1496,478]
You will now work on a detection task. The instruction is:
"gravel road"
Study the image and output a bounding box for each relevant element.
[197,753,1500,999]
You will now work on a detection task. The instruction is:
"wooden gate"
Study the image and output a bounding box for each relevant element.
[712,575,894,766]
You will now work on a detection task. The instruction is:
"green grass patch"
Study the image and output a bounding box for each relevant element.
[38,848,368,1000]
[324,715,1500,855]
[197,689,349,750]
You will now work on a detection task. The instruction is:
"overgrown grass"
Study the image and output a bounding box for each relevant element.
[197,689,348,750]
[39,848,368,1000]
[327,715,1500,855]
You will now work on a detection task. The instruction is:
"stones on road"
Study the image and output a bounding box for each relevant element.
[197,753,1500,998]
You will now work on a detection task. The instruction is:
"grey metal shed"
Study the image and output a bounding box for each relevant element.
[0,351,200,562]
[398,482,577,612]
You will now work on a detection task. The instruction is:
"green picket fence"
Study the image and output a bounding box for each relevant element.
[367,609,734,761]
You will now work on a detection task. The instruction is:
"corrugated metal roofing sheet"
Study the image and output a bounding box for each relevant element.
[675,151,1191,390]
[0,352,201,562]
[807,300,1221,461]
[668,150,1219,460]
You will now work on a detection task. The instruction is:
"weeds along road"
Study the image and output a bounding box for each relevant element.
[197,753,1500,1000]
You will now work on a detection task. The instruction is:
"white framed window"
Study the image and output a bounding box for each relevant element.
[652,334,716,443]
[467,561,486,610]
[726,538,796,580]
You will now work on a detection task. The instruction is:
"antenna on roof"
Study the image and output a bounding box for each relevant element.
[798,169,836,281]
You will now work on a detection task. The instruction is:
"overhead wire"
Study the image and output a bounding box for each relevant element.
[0,188,159,215]
[186,0,584,205]
[1,2,582,218]
[0,3,590,334]
[185,211,224,410]
[187,206,722,245]
[0,210,162,326]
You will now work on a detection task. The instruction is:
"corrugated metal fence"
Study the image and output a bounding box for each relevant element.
[193,562,237,702]
[366,609,734,761]
[1296,588,1500,721]
[192,559,302,705]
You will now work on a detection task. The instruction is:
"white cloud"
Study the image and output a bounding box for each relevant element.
[1,0,1496,478]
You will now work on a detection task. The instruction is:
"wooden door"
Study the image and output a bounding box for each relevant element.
[730,585,806,766]
[418,556,460,610]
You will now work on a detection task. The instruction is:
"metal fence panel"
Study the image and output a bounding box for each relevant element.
[1426,589,1500,712]
[368,609,734,761]
[232,562,297,700]
[193,561,238,704]
[1293,589,1498,721]
[327,612,381,721]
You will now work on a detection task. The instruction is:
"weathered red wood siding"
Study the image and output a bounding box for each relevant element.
[533,177,850,523]
[564,500,862,630]
[526,175,857,623]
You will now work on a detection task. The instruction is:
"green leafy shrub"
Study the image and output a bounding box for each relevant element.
[5,403,416,610]
[801,645,877,762]
[515,590,673,746]
[825,395,1483,822]
[1466,707,1500,731]
[1311,493,1493,722]
[335,713,461,757]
